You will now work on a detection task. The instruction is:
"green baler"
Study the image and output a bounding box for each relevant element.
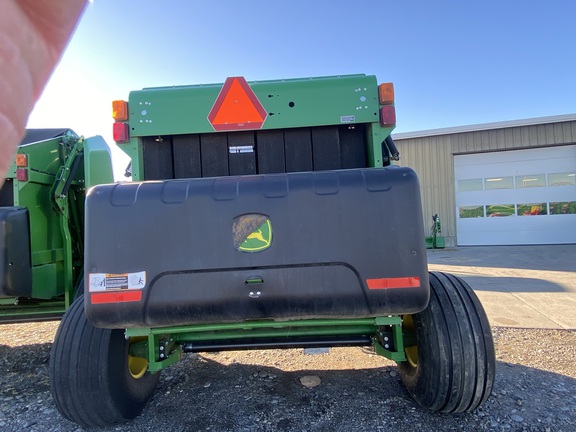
[1,75,495,427]
[0,129,113,321]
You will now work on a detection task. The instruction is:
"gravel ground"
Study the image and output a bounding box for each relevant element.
[0,322,574,431]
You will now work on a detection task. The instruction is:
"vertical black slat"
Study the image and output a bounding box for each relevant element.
[284,128,313,173]
[173,134,202,179]
[228,132,256,176]
[200,134,229,177]
[0,179,14,206]
[256,130,285,174]
[311,126,341,171]
[339,124,367,169]
[142,136,174,180]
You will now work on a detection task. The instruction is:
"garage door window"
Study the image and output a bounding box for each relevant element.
[458,178,483,192]
[550,201,576,214]
[517,203,547,216]
[459,205,484,218]
[548,172,576,186]
[486,204,515,217]
[515,174,545,188]
[484,176,514,190]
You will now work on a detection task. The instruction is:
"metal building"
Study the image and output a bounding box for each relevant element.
[393,114,576,247]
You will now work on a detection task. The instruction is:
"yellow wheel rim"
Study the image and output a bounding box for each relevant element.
[403,315,418,368]
[128,355,148,379]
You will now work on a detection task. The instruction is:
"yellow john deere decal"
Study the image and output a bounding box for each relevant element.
[232,214,273,252]
[238,220,272,252]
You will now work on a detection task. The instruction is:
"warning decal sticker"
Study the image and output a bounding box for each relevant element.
[89,272,146,292]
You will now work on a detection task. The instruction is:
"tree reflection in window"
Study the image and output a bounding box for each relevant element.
[550,202,576,215]
[517,203,547,216]
[486,204,515,217]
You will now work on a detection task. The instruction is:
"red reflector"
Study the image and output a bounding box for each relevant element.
[91,291,142,304]
[380,106,396,127]
[366,277,420,290]
[16,168,28,181]
[113,122,130,143]
[208,77,268,131]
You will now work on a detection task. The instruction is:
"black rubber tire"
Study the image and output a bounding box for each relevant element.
[49,296,160,427]
[398,271,495,413]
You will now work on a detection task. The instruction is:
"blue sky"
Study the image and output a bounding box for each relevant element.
[27,0,576,174]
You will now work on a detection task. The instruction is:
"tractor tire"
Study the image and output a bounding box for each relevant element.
[398,271,495,413]
[49,296,159,427]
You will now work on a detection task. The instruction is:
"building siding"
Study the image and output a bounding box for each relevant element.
[394,119,576,247]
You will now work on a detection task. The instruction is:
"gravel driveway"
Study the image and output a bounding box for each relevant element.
[1,322,574,431]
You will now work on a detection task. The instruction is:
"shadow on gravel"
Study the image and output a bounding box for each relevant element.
[0,343,51,373]
[107,356,576,432]
[445,275,568,293]
[1,345,575,431]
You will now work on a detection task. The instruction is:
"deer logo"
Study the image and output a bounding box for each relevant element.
[236,217,272,252]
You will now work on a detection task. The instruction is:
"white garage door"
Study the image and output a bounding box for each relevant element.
[455,145,576,245]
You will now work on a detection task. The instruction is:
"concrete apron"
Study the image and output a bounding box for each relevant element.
[426,245,576,330]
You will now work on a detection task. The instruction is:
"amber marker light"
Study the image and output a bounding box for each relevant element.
[15,154,28,167]
[378,83,395,105]
[112,100,128,121]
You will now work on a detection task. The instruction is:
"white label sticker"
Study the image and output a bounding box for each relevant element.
[89,272,146,292]
[340,115,355,123]
[229,145,254,154]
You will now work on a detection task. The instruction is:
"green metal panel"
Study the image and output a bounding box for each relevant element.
[128,74,380,136]
[114,138,142,180]
[83,135,114,189]
[10,134,87,303]
[16,181,63,283]
[32,263,60,299]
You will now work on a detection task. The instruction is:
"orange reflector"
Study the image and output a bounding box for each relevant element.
[16,154,28,167]
[112,100,128,121]
[91,291,142,304]
[16,168,28,181]
[380,105,396,127]
[366,277,420,290]
[208,77,268,131]
[113,122,130,143]
[378,83,395,105]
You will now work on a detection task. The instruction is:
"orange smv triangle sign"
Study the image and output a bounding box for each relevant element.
[208,77,268,131]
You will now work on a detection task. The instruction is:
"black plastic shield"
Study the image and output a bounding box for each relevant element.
[85,167,429,328]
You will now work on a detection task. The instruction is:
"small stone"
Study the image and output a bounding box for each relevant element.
[511,414,523,422]
[389,371,397,377]
[299,375,321,388]
[203,382,211,388]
